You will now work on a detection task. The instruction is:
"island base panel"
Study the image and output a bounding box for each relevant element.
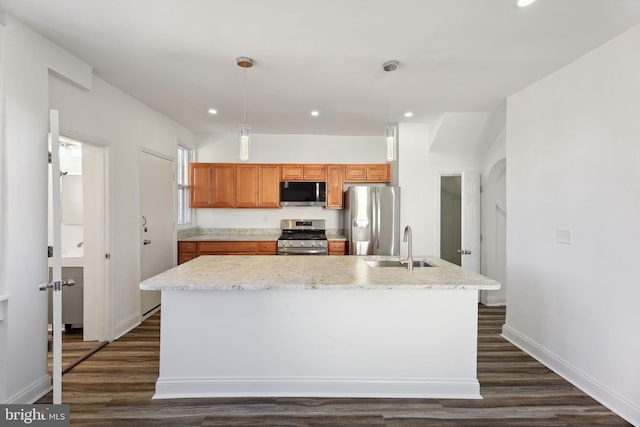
[154,289,481,399]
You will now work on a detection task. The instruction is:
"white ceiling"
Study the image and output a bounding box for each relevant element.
[1,0,639,136]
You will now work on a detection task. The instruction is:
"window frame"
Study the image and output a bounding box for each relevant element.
[177,145,193,226]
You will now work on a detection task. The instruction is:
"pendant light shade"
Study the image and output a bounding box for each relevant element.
[385,125,395,162]
[383,60,399,162]
[240,123,251,161]
[237,56,253,161]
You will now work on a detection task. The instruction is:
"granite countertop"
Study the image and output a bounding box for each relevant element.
[140,255,500,291]
[178,228,347,242]
[182,233,281,241]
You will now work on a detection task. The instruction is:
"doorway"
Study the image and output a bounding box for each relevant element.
[49,136,110,337]
[139,149,174,318]
[440,176,462,266]
[439,172,481,273]
[47,134,110,376]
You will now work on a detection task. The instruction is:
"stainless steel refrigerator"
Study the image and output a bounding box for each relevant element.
[343,186,401,255]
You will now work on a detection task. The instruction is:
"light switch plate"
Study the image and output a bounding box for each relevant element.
[556,228,572,245]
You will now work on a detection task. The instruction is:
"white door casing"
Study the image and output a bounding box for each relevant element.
[81,142,110,341]
[461,172,481,273]
[140,149,174,316]
[48,110,63,404]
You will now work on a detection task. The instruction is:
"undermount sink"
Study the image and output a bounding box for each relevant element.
[366,260,434,268]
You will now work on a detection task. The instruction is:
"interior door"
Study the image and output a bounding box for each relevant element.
[140,150,174,316]
[47,110,64,404]
[461,171,481,273]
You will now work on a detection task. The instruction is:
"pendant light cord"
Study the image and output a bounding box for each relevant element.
[242,67,247,123]
[388,69,393,123]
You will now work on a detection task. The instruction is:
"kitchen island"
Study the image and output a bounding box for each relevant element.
[140,255,499,400]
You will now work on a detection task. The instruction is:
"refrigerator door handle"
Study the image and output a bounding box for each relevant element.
[375,189,381,252]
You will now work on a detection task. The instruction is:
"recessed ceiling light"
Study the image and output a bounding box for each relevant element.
[404,112,414,118]
[208,108,218,115]
[517,0,537,7]
[311,110,320,117]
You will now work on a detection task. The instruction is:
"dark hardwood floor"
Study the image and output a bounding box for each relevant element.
[38,305,632,426]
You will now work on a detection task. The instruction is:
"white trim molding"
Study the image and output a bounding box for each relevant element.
[502,325,640,426]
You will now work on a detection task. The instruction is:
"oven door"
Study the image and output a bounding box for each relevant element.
[277,246,328,255]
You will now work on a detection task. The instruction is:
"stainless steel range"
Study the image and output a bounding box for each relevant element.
[277,219,328,255]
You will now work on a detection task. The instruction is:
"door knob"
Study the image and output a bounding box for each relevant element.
[457,249,472,255]
[143,239,151,245]
[39,278,76,291]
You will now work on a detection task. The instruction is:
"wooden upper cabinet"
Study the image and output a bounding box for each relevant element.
[344,164,390,183]
[211,164,236,207]
[189,163,235,208]
[281,164,326,181]
[258,164,281,208]
[302,164,327,180]
[235,164,259,208]
[236,164,281,209]
[189,163,214,208]
[326,164,345,209]
[366,164,390,182]
[281,164,304,180]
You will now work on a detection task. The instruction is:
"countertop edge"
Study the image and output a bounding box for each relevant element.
[140,283,499,291]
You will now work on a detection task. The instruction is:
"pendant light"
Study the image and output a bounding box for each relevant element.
[237,56,253,161]
[383,60,399,162]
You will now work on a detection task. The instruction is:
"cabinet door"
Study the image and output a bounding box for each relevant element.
[257,241,277,255]
[259,165,281,208]
[198,241,259,255]
[303,164,326,180]
[189,163,213,207]
[326,165,344,209]
[344,164,368,182]
[236,164,259,208]
[367,164,390,182]
[211,164,236,207]
[177,241,198,265]
[328,240,346,255]
[281,164,304,180]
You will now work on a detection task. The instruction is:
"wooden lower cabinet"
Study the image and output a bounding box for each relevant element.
[328,240,346,255]
[177,241,197,264]
[178,240,277,264]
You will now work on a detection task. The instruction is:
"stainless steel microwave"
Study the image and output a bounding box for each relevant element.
[280,182,326,207]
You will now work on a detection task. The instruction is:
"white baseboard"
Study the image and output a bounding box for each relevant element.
[502,324,640,426]
[153,377,482,400]
[480,291,505,306]
[142,304,160,320]
[5,375,51,404]
[113,311,141,341]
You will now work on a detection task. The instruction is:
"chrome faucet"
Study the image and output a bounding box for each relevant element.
[403,225,413,270]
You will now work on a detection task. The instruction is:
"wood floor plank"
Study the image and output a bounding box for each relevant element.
[37,306,633,426]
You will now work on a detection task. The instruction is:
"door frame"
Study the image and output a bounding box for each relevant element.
[59,132,114,342]
[436,170,481,273]
[138,146,176,320]
[436,171,462,260]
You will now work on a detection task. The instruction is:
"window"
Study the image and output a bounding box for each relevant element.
[177,145,193,225]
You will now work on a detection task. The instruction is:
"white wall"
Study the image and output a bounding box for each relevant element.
[397,124,430,257]
[504,25,640,425]
[0,15,92,403]
[49,73,194,338]
[195,133,385,230]
[0,14,195,403]
[397,114,506,265]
